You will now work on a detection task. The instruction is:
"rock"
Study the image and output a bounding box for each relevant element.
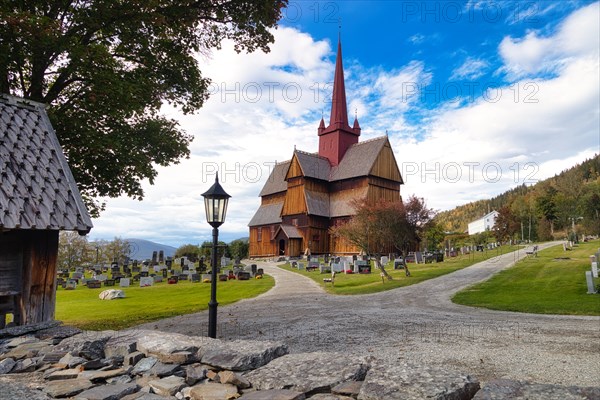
[149,361,180,377]
[201,340,288,371]
[0,357,16,374]
[81,359,107,370]
[1,341,52,360]
[0,378,53,399]
[46,367,84,380]
[57,331,115,360]
[237,389,305,400]
[331,381,362,397]
[57,353,87,368]
[4,335,39,348]
[124,352,145,367]
[99,290,125,300]
[0,320,61,339]
[11,357,39,373]
[188,382,239,400]
[42,351,68,363]
[122,393,166,400]
[245,352,369,395]
[133,331,206,364]
[131,357,157,375]
[74,382,139,400]
[309,395,354,400]
[107,374,133,384]
[473,379,600,400]
[206,369,220,382]
[44,378,94,398]
[219,370,251,389]
[79,367,130,382]
[184,364,208,385]
[358,360,479,400]
[148,375,186,396]
[35,325,82,341]
[104,333,138,360]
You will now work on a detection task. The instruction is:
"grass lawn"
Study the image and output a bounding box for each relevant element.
[55,275,274,330]
[280,245,519,295]
[452,240,600,315]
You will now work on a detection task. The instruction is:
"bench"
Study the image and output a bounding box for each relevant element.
[525,245,539,257]
[323,271,336,286]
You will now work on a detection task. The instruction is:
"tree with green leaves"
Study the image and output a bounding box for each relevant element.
[229,239,249,260]
[174,244,200,262]
[1,0,287,215]
[493,206,520,243]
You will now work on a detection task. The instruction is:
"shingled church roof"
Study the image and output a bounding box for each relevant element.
[0,95,93,234]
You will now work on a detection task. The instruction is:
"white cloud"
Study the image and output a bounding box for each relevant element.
[499,1,599,78]
[451,57,490,80]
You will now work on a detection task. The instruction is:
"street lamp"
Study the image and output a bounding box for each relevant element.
[201,173,231,338]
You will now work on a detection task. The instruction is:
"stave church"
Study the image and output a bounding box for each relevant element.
[248,39,403,257]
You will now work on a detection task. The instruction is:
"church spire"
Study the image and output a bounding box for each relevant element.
[329,38,350,130]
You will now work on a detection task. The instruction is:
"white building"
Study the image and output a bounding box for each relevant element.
[468,211,499,235]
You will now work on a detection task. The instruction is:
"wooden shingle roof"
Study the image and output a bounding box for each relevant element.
[0,95,93,234]
[248,202,283,227]
[329,136,389,181]
[293,150,331,181]
[259,160,291,197]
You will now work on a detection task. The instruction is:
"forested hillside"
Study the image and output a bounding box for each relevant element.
[435,155,600,240]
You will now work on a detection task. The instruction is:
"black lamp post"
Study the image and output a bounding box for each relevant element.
[201,173,231,338]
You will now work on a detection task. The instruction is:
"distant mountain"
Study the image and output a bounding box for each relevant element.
[125,238,177,261]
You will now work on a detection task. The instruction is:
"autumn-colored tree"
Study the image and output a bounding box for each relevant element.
[493,206,520,243]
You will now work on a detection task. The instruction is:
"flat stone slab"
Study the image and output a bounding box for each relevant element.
[201,339,289,371]
[147,375,186,396]
[0,378,51,399]
[0,357,16,374]
[79,367,130,381]
[238,389,306,400]
[473,379,600,400]
[332,380,363,397]
[131,357,157,375]
[188,382,239,400]
[74,382,139,400]
[310,394,355,400]
[46,368,83,380]
[44,378,94,398]
[130,330,210,363]
[245,352,369,395]
[358,360,479,400]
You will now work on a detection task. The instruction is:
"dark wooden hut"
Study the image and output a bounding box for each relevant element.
[0,94,93,328]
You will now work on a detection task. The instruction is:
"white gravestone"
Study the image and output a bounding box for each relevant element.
[141,266,149,273]
[586,271,596,294]
[140,277,153,287]
[353,261,359,273]
[95,274,107,282]
[592,262,598,278]
[119,278,130,287]
[380,256,388,265]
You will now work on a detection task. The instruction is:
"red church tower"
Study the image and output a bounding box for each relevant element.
[318,38,361,166]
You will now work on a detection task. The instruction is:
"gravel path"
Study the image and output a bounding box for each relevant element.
[139,243,600,387]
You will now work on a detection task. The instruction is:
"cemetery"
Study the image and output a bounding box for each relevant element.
[46,258,274,331]
[281,245,517,295]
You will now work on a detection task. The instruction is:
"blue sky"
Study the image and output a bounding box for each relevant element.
[89,1,600,247]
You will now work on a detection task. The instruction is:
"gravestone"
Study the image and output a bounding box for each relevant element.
[168,276,178,284]
[95,274,107,282]
[380,256,388,265]
[140,271,149,278]
[256,268,264,276]
[119,278,130,287]
[298,262,305,270]
[394,259,405,269]
[592,262,598,278]
[202,274,211,282]
[182,265,189,272]
[104,279,115,287]
[238,272,251,280]
[324,254,330,264]
[87,280,101,289]
[291,261,298,268]
[165,258,172,268]
[132,274,140,282]
[251,264,258,276]
[178,274,188,281]
[158,250,164,264]
[191,274,200,283]
[221,256,231,267]
[585,271,596,294]
[152,251,158,265]
[72,272,83,280]
[162,269,168,278]
[358,261,371,274]
[140,277,154,287]
[331,263,344,273]
[132,266,140,273]
[308,261,319,271]
[219,274,228,282]
[153,276,163,283]
[415,252,423,264]
[65,280,77,290]
[320,264,331,274]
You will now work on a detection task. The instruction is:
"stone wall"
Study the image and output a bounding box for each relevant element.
[0,324,598,400]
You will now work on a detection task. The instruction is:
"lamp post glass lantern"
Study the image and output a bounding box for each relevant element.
[201,174,231,338]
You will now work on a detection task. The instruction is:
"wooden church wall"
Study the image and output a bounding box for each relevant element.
[370,143,402,182]
[249,226,278,257]
[282,182,307,215]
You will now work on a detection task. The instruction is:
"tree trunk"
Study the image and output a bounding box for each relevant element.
[374,257,393,281]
